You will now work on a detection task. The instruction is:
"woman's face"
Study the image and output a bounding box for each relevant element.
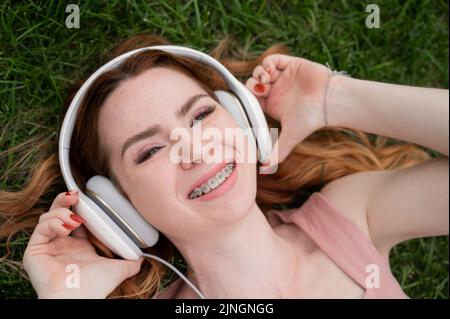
[98,67,257,241]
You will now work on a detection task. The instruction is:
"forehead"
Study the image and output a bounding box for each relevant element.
[104,67,203,118]
[98,67,206,155]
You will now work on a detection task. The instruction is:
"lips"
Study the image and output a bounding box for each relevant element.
[187,160,235,197]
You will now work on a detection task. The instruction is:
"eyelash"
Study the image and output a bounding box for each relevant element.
[190,104,216,127]
[136,104,216,164]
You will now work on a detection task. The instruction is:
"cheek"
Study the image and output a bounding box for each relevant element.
[245,161,258,195]
[127,169,176,219]
[210,110,258,163]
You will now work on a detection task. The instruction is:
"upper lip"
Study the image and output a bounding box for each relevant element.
[188,160,235,195]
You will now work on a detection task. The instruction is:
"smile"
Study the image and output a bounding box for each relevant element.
[188,162,237,200]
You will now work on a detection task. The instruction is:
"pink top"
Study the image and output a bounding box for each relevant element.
[154,192,409,299]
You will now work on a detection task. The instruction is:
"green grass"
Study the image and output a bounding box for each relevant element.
[0,0,448,298]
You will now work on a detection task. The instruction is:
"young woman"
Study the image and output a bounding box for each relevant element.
[0,34,448,299]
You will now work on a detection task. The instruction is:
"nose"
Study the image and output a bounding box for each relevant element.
[180,137,215,170]
[180,161,194,170]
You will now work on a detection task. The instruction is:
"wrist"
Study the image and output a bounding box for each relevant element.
[325,73,355,128]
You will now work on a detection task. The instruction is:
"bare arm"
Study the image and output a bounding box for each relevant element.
[328,76,449,157]
[326,75,449,251]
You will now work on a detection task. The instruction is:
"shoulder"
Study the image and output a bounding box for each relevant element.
[319,170,388,253]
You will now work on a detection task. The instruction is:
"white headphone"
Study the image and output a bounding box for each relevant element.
[58,45,272,265]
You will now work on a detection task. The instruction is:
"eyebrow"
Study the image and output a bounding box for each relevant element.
[121,93,209,159]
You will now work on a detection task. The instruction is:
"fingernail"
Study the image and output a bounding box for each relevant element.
[65,191,71,196]
[70,214,84,224]
[260,162,277,174]
[254,83,265,93]
[63,223,75,230]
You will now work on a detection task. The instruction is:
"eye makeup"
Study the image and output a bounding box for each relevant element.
[134,104,217,164]
[189,104,216,127]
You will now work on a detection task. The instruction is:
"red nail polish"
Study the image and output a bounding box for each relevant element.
[254,83,265,93]
[65,191,71,196]
[63,223,75,230]
[70,214,84,224]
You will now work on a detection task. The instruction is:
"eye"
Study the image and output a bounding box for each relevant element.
[190,104,216,127]
[136,145,166,164]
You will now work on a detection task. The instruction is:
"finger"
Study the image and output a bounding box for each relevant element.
[263,65,282,83]
[49,191,79,211]
[39,207,84,228]
[260,59,281,82]
[28,218,78,246]
[261,58,277,74]
[252,65,270,85]
[261,54,294,72]
[245,77,271,100]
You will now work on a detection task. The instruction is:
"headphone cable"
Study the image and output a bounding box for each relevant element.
[141,252,206,299]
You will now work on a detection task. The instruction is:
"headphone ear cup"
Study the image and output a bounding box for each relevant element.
[214,90,253,131]
[214,89,258,152]
[85,175,159,248]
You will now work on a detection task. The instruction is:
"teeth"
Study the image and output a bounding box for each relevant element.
[194,188,202,197]
[217,172,225,183]
[201,184,211,194]
[189,162,235,199]
[208,178,219,189]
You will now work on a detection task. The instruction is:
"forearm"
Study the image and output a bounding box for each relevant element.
[327,75,449,157]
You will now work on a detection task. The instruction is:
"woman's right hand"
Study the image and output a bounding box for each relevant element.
[23,191,144,298]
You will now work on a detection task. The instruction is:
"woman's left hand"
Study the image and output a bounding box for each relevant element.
[245,54,332,170]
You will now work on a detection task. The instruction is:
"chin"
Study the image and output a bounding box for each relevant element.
[209,189,257,226]
[189,163,257,224]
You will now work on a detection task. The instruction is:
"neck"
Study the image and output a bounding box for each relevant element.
[169,202,300,298]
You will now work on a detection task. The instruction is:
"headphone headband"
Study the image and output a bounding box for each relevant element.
[59,45,272,191]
